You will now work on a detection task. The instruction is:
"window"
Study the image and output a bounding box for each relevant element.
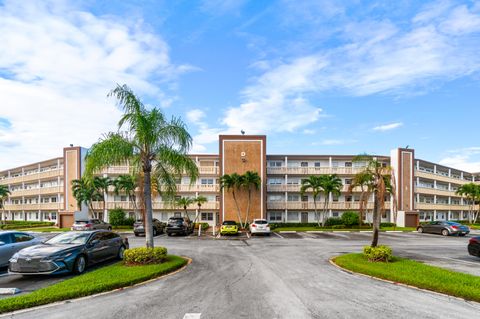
[51,213,57,220]
[267,178,283,185]
[300,162,308,167]
[0,234,12,244]
[13,233,34,243]
[51,197,57,203]
[332,212,339,217]
[345,162,352,167]
[301,195,308,202]
[314,162,321,167]
[345,179,352,185]
[174,212,182,217]
[332,196,339,202]
[332,161,339,167]
[287,211,299,221]
[201,212,213,221]
[345,195,353,202]
[287,194,299,202]
[269,161,282,167]
[268,195,283,202]
[201,178,214,185]
[268,212,282,222]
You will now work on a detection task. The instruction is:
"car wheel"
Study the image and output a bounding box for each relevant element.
[167,233,172,237]
[459,234,466,237]
[73,255,87,275]
[108,227,112,231]
[117,246,126,260]
[417,227,424,233]
[134,233,139,237]
[441,229,449,236]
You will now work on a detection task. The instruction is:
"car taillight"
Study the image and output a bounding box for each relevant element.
[85,223,92,228]
[451,225,458,229]
[251,224,257,227]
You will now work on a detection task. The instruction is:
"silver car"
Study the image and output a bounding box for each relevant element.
[71,219,112,231]
[0,231,43,267]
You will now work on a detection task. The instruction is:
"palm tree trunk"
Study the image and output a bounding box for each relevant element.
[232,191,244,229]
[371,192,380,247]
[196,205,202,236]
[244,188,251,227]
[143,167,154,248]
[314,198,320,227]
[322,195,328,227]
[359,191,365,226]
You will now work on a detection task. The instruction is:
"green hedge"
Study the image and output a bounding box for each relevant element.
[324,218,344,226]
[269,223,319,230]
[0,221,55,230]
[363,245,393,262]
[124,247,168,265]
[341,211,359,227]
[380,222,396,227]
[194,222,209,230]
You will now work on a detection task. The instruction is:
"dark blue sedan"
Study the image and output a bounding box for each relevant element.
[9,230,128,275]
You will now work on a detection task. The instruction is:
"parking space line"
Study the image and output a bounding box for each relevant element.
[272,232,284,239]
[183,313,201,319]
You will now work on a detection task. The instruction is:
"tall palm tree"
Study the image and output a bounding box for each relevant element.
[300,176,323,227]
[92,176,111,222]
[241,171,261,226]
[176,197,194,219]
[352,156,393,247]
[220,173,245,228]
[193,195,208,236]
[319,174,343,227]
[71,178,102,216]
[0,185,11,224]
[84,84,198,248]
[113,174,138,219]
[349,171,374,226]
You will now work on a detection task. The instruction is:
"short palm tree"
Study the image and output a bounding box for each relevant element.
[241,171,261,226]
[319,174,343,227]
[71,178,102,216]
[113,174,138,219]
[456,183,480,224]
[193,195,208,235]
[92,176,111,221]
[220,173,245,228]
[352,156,393,247]
[300,176,323,227]
[0,185,11,224]
[176,197,194,219]
[84,84,198,248]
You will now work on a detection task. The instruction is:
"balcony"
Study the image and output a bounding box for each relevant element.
[3,202,63,211]
[414,187,457,197]
[416,203,468,211]
[267,201,380,210]
[9,186,63,197]
[174,184,219,193]
[198,166,219,175]
[266,184,364,193]
[99,166,130,175]
[93,201,220,210]
[415,170,472,185]
[1,168,63,184]
[267,167,365,175]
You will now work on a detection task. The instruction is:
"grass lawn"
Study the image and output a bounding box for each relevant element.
[0,255,187,314]
[333,253,480,302]
[273,227,415,232]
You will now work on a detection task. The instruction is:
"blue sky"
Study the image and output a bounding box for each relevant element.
[0,0,480,171]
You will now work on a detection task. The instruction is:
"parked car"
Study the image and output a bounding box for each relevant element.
[166,217,193,236]
[468,237,480,257]
[0,231,43,267]
[9,230,128,275]
[134,218,165,237]
[71,219,112,231]
[249,219,271,236]
[417,221,470,236]
[220,220,239,235]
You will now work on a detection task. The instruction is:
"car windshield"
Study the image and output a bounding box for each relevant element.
[169,218,183,223]
[223,221,236,225]
[254,220,268,224]
[46,232,91,245]
[74,220,88,224]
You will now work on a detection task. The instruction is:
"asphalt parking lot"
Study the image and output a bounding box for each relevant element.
[1,231,480,318]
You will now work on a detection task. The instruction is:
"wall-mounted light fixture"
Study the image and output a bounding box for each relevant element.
[241,151,246,162]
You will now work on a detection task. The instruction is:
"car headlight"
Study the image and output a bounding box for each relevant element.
[9,253,19,263]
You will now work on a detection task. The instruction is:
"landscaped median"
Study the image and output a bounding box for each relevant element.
[332,253,480,303]
[0,254,188,314]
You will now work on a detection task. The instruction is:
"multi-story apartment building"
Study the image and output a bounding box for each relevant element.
[0,135,477,227]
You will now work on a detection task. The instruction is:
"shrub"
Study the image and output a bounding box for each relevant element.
[109,208,126,226]
[325,218,344,227]
[124,247,168,265]
[332,224,346,229]
[0,221,55,230]
[363,245,393,262]
[268,223,319,230]
[122,217,135,226]
[380,222,396,228]
[341,211,359,227]
[194,222,209,230]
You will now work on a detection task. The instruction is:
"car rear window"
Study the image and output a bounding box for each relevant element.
[254,220,268,224]
[74,220,88,224]
[223,221,236,225]
[446,222,462,226]
[169,218,183,223]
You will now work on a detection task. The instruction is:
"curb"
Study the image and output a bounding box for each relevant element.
[328,257,479,305]
[0,257,192,318]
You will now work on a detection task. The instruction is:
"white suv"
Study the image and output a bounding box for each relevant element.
[249,219,271,236]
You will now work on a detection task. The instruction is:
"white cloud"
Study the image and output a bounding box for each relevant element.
[373,122,403,132]
[303,129,316,135]
[186,109,206,124]
[0,1,190,169]
[439,147,480,172]
[312,139,355,146]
